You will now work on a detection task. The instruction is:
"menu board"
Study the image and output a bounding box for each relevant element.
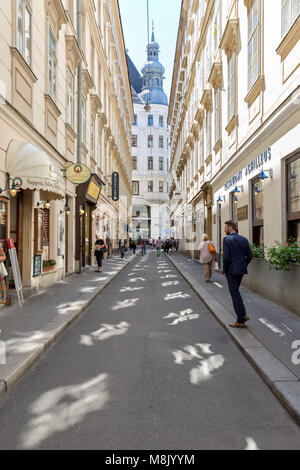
[33,254,42,277]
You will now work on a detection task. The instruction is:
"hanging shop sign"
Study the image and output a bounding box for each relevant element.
[112,172,119,201]
[87,180,101,202]
[66,164,91,185]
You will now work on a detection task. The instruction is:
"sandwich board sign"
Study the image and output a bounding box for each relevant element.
[7,238,24,308]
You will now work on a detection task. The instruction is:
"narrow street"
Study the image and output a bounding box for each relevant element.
[0,251,299,450]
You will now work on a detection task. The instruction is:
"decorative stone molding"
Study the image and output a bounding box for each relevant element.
[276,16,300,61]
[213,139,222,155]
[45,0,68,35]
[200,88,212,111]
[90,94,102,118]
[65,35,83,74]
[225,114,239,136]
[10,47,38,122]
[244,0,255,13]
[179,70,185,82]
[45,94,61,147]
[191,121,199,139]
[195,107,204,126]
[81,143,88,164]
[82,69,94,100]
[65,123,77,161]
[182,55,188,69]
[220,19,239,59]
[208,62,222,91]
[98,112,107,131]
[244,75,265,107]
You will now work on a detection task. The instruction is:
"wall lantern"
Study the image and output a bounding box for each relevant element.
[144,99,151,113]
[254,185,261,197]
[44,200,51,209]
[258,168,273,181]
[0,177,23,197]
[217,196,225,205]
[79,206,85,216]
[234,196,238,205]
[233,185,243,197]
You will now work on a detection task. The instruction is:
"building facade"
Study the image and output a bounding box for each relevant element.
[0,0,133,302]
[128,27,170,241]
[168,0,300,259]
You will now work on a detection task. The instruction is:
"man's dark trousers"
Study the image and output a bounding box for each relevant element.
[225,273,247,323]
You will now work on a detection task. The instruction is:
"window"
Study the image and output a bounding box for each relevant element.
[230,191,238,222]
[213,0,221,54]
[148,181,153,192]
[159,181,164,193]
[159,136,164,148]
[148,115,153,126]
[48,26,57,101]
[91,37,95,79]
[205,110,211,158]
[159,157,164,171]
[132,156,137,170]
[81,97,86,145]
[287,153,300,242]
[148,135,153,147]
[67,69,74,128]
[98,131,102,168]
[0,200,8,242]
[132,181,139,195]
[214,89,221,145]
[281,0,300,38]
[133,114,137,125]
[90,117,95,157]
[252,177,264,245]
[17,0,32,65]
[148,157,153,170]
[132,134,137,147]
[227,52,236,122]
[248,0,260,90]
[159,115,164,127]
[167,158,169,171]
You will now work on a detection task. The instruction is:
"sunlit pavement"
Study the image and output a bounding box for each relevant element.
[0,251,299,450]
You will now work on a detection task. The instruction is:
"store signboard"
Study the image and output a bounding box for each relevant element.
[33,254,42,277]
[112,172,119,201]
[87,180,101,202]
[66,164,91,185]
[7,238,24,308]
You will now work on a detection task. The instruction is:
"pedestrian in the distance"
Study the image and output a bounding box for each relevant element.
[132,239,137,255]
[119,237,126,260]
[165,239,170,254]
[94,235,106,273]
[156,237,162,257]
[199,234,215,282]
[223,220,253,328]
[141,240,147,256]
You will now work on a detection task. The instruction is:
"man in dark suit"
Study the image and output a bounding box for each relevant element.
[223,220,253,328]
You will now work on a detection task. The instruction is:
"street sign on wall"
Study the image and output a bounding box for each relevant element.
[112,172,119,201]
[66,164,91,185]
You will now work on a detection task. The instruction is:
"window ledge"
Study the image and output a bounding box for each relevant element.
[45,94,61,117]
[225,114,238,135]
[220,19,239,59]
[245,75,265,107]
[276,15,300,61]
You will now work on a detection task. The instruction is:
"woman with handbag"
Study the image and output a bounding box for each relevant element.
[199,234,216,282]
[0,243,7,306]
[94,235,106,273]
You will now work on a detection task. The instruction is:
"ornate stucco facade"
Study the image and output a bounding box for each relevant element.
[168,0,300,259]
[0,0,133,301]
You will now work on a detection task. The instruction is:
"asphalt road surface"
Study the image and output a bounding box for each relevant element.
[0,251,299,450]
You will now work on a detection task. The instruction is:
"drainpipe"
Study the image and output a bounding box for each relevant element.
[76,0,82,273]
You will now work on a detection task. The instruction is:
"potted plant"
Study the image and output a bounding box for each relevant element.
[43,259,57,273]
[267,239,300,271]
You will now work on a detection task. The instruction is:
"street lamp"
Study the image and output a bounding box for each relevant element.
[0,176,23,197]
[217,195,225,205]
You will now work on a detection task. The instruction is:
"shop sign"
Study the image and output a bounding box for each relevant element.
[237,205,248,221]
[87,180,101,201]
[112,172,119,201]
[224,147,272,191]
[66,164,91,185]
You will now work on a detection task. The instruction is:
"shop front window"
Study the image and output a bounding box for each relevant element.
[287,153,300,242]
[0,201,7,242]
[252,178,264,245]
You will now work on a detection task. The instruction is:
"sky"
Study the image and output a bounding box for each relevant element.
[118,0,182,100]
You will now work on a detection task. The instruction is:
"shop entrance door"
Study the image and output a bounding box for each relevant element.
[16,191,24,279]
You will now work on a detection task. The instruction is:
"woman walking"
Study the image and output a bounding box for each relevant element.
[199,234,215,282]
[94,235,106,273]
